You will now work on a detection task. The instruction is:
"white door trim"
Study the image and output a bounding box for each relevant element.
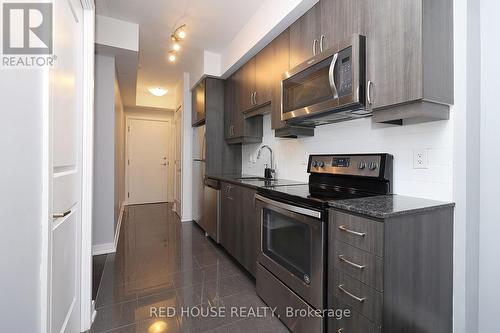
[80,0,95,331]
[125,116,174,205]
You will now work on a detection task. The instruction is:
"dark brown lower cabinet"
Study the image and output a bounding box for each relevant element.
[219,182,257,276]
[327,207,453,333]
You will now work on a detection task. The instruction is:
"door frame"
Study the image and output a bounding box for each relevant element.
[79,0,96,331]
[40,1,95,332]
[125,116,174,205]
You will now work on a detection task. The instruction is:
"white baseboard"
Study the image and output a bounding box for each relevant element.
[92,242,115,256]
[91,300,97,324]
[92,203,125,256]
[113,203,125,250]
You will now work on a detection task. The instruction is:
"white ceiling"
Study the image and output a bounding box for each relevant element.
[96,0,268,108]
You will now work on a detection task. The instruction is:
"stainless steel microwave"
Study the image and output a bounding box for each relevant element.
[281,34,370,125]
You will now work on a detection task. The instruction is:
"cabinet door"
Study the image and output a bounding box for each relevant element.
[289,3,321,68]
[224,78,235,139]
[232,67,247,137]
[367,0,422,109]
[320,0,368,51]
[191,79,205,126]
[271,29,290,130]
[241,186,258,276]
[254,43,273,107]
[238,58,256,112]
[220,182,238,255]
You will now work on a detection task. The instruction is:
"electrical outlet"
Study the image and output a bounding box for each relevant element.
[413,149,429,169]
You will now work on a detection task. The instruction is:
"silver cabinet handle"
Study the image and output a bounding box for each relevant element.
[312,39,318,55]
[328,52,339,99]
[254,91,257,105]
[250,92,253,106]
[367,80,373,105]
[338,284,366,303]
[53,210,71,219]
[338,255,366,270]
[338,225,366,237]
[320,34,325,52]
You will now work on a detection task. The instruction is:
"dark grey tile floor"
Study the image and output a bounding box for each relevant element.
[91,203,288,333]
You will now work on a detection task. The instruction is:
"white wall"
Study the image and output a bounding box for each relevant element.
[114,77,125,230]
[243,114,454,200]
[478,0,500,331]
[95,15,139,52]
[93,54,125,251]
[181,73,193,221]
[0,69,44,332]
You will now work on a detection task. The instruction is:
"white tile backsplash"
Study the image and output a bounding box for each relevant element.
[242,113,454,201]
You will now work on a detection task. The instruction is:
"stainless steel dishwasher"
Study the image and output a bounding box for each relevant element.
[201,177,220,243]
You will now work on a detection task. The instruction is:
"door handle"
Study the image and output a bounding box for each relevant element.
[338,284,366,303]
[328,52,339,99]
[338,255,366,270]
[367,80,373,105]
[338,225,366,237]
[319,34,325,52]
[312,39,318,55]
[52,210,71,219]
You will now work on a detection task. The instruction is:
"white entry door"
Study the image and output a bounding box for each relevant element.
[127,119,171,204]
[49,0,83,332]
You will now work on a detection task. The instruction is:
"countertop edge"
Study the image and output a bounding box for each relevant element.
[328,196,455,219]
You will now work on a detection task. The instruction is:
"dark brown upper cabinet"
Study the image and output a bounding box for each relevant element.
[270,29,314,137]
[191,79,206,126]
[288,0,453,124]
[225,73,263,144]
[320,0,368,50]
[368,0,453,123]
[254,43,273,108]
[270,30,290,130]
[236,48,273,114]
[289,3,321,68]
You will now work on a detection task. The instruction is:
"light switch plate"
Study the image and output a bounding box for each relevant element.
[413,149,429,169]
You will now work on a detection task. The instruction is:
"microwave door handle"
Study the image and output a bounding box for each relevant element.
[329,52,339,99]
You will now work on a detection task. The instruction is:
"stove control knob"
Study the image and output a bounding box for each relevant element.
[358,161,366,170]
[312,161,318,168]
[318,161,325,168]
[368,162,378,170]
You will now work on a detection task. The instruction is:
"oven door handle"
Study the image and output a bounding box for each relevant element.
[328,52,339,99]
[255,194,322,219]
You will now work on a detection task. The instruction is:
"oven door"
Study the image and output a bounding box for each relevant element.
[255,194,325,309]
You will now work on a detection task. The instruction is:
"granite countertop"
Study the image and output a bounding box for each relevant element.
[328,195,455,219]
[207,174,306,189]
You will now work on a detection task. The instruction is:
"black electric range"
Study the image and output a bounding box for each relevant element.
[254,154,394,333]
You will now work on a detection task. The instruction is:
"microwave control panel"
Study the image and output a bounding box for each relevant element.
[336,47,353,98]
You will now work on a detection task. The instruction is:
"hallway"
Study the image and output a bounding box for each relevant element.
[91,203,288,332]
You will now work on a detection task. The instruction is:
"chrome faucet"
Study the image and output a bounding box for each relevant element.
[257,145,275,179]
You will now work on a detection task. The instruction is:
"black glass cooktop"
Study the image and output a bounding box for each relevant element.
[258,184,378,210]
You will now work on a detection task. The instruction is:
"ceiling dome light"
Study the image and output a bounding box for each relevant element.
[178,29,186,39]
[148,87,168,97]
[168,52,176,62]
[173,43,180,51]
